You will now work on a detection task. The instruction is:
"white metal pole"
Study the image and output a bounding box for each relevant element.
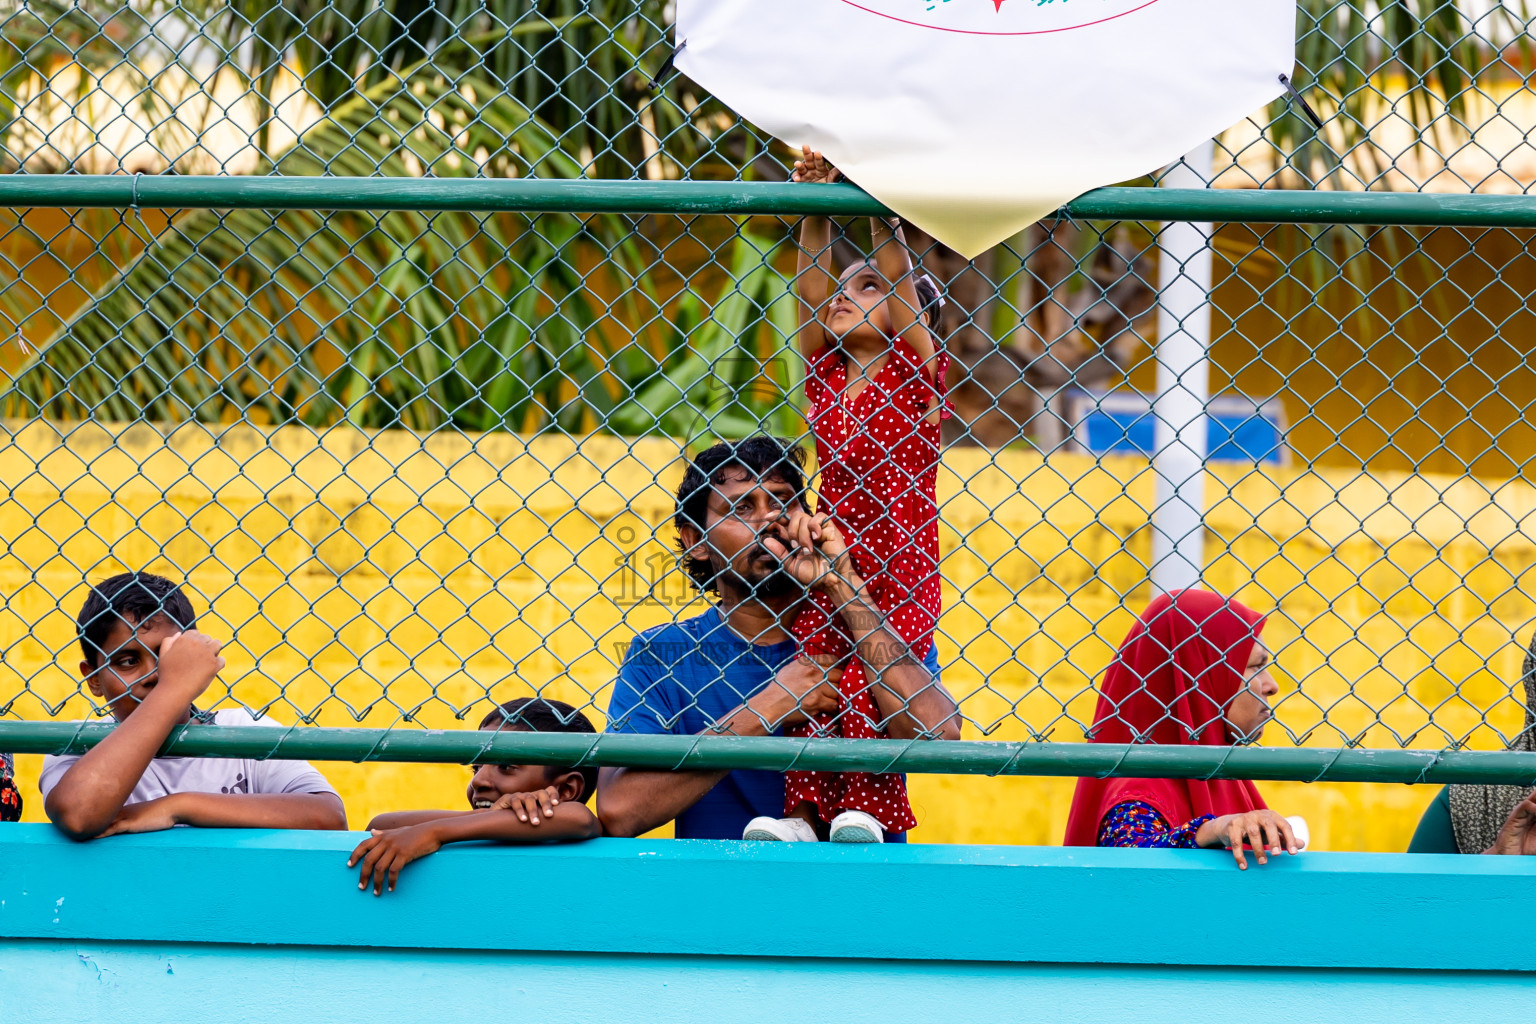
[1150,140,1215,595]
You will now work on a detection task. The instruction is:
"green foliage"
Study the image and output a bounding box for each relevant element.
[213,0,717,179]
[0,0,802,436]
[0,1,142,172]
[613,229,804,444]
[0,0,1523,439]
[1254,2,1531,357]
[1278,0,1530,188]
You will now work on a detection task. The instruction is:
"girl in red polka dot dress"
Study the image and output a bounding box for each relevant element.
[743,148,951,844]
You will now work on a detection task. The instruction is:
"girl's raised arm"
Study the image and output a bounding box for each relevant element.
[870,217,936,365]
[793,147,840,359]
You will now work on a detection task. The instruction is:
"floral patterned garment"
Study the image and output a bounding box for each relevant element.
[1,751,21,822]
[1096,800,1213,849]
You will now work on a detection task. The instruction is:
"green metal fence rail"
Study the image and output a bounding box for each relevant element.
[5,721,1536,785]
[8,176,1536,227]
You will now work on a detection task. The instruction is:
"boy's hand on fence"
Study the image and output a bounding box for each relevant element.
[491,786,562,826]
[1484,792,1536,855]
[792,146,841,185]
[155,630,224,701]
[349,824,442,895]
[1196,809,1303,869]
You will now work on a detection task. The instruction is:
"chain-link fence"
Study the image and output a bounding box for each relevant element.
[2,1,1536,793]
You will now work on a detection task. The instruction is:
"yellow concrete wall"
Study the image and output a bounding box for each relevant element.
[5,419,1529,850]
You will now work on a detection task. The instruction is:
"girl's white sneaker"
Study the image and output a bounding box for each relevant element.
[743,816,819,842]
[829,810,885,843]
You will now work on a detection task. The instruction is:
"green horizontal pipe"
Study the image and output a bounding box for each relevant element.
[1,721,1533,784]
[5,175,1536,227]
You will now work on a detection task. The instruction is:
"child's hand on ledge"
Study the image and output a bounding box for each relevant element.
[97,794,184,836]
[350,824,443,896]
[792,146,840,185]
[492,785,563,826]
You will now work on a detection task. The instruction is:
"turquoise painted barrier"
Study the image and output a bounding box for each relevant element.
[3,824,1533,1022]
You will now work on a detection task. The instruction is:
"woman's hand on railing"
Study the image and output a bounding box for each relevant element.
[1197,809,1304,869]
[1483,793,1536,855]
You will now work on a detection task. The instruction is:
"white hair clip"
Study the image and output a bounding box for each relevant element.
[916,273,947,310]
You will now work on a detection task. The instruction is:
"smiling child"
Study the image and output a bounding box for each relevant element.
[348,697,601,895]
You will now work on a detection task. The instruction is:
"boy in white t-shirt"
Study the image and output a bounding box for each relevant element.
[41,573,346,840]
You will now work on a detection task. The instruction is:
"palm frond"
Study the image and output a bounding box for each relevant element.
[1,67,663,432]
[1273,0,1532,189]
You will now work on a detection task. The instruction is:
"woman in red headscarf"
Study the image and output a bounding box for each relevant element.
[1063,589,1303,869]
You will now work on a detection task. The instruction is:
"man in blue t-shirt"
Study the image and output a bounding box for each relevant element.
[599,436,958,842]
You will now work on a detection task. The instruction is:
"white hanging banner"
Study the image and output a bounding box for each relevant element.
[675,0,1295,257]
